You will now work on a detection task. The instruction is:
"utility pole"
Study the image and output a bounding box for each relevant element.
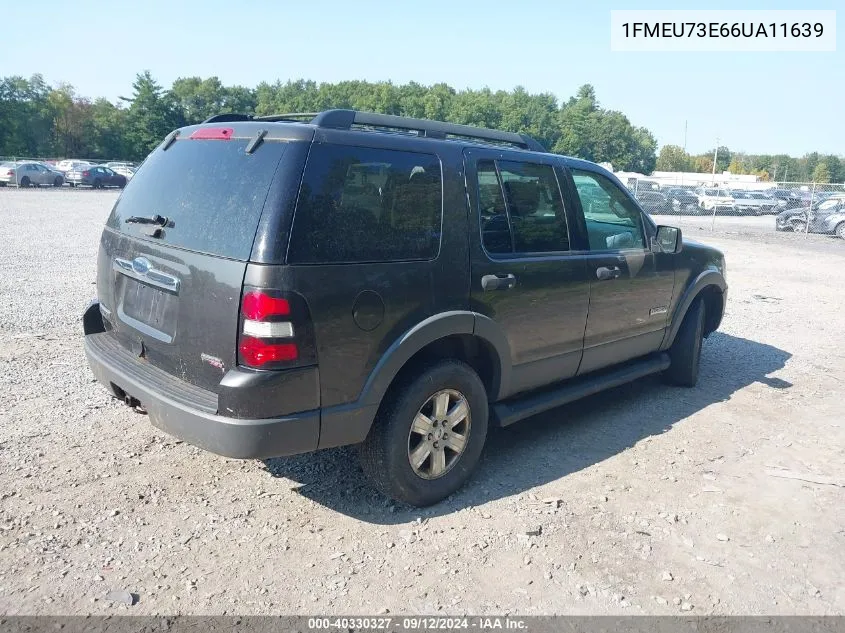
[711,137,719,184]
[683,120,688,153]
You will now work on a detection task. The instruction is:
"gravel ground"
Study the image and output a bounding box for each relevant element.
[1,189,843,615]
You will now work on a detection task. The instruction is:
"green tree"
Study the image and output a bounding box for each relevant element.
[122,71,181,160]
[169,76,228,123]
[655,145,692,171]
[812,162,830,183]
[822,155,842,183]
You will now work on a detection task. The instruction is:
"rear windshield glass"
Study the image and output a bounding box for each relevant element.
[106,138,287,260]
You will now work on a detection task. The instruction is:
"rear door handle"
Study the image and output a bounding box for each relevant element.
[596,266,621,281]
[481,274,517,291]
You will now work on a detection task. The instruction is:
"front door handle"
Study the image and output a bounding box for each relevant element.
[596,266,622,281]
[481,273,517,291]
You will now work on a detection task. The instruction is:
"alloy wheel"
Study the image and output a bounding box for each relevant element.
[407,389,471,480]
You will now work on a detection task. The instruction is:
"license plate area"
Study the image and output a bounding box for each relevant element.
[119,278,177,342]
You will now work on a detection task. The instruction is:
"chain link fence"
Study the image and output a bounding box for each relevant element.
[622,174,845,240]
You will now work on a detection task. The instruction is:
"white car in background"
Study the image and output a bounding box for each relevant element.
[55,159,93,173]
[695,187,736,212]
[110,165,137,180]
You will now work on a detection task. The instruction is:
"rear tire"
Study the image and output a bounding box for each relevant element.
[19,177,30,188]
[664,299,705,387]
[93,179,102,189]
[360,359,489,507]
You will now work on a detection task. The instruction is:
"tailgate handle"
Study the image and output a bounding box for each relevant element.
[114,257,181,294]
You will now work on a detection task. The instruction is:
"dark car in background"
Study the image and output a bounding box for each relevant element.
[635,190,670,214]
[66,165,127,189]
[662,187,701,214]
[768,189,805,210]
[776,195,845,238]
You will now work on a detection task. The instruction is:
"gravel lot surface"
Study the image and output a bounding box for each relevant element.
[1,189,843,615]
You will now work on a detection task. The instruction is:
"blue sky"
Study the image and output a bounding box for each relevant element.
[1,0,842,156]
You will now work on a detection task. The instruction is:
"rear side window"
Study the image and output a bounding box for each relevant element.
[477,159,570,255]
[287,144,442,264]
[107,138,288,260]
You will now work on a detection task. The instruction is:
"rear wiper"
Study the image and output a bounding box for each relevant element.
[125,214,168,226]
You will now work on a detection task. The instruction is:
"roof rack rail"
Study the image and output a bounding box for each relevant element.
[201,113,254,123]
[200,109,547,152]
[313,109,546,152]
[236,109,544,152]
[253,112,319,122]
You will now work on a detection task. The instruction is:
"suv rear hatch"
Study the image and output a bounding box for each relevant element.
[96,124,309,394]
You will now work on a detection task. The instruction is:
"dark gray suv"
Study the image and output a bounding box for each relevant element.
[83,110,728,506]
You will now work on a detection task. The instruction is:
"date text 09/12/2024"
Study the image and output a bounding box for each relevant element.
[307,617,527,630]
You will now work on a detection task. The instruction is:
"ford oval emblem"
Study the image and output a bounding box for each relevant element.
[131,257,151,275]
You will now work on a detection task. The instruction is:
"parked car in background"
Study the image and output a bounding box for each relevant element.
[662,187,701,214]
[766,189,803,210]
[110,165,137,181]
[635,190,670,214]
[0,161,65,187]
[776,195,845,238]
[104,161,136,168]
[695,187,735,212]
[55,159,93,173]
[631,179,660,194]
[66,165,127,188]
[731,190,779,215]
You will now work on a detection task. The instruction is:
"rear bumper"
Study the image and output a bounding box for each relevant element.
[84,332,320,459]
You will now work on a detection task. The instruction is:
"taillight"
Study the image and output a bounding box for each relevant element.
[5,170,12,177]
[237,288,316,370]
[82,170,90,177]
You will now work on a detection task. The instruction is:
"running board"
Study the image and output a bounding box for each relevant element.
[492,353,671,427]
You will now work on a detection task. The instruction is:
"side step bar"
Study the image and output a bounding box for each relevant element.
[492,353,671,427]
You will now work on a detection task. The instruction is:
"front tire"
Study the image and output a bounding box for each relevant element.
[664,299,705,387]
[53,177,63,187]
[836,223,845,240]
[360,360,489,506]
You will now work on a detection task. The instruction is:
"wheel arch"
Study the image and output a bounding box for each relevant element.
[318,311,512,450]
[358,311,511,409]
[661,270,727,350]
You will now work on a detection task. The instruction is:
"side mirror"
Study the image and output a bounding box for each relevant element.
[655,225,683,254]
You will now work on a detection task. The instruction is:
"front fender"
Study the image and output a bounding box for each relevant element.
[660,270,727,350]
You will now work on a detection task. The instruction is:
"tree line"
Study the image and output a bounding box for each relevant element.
[1,72,840,183]
[656,143,842,184]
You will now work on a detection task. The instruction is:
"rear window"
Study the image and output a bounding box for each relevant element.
[107,138,288,260]
[287,144,442,264]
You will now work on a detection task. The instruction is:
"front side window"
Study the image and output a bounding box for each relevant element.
[476,159,569,255]
[288,144,442,264]
[571,169,646,251]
